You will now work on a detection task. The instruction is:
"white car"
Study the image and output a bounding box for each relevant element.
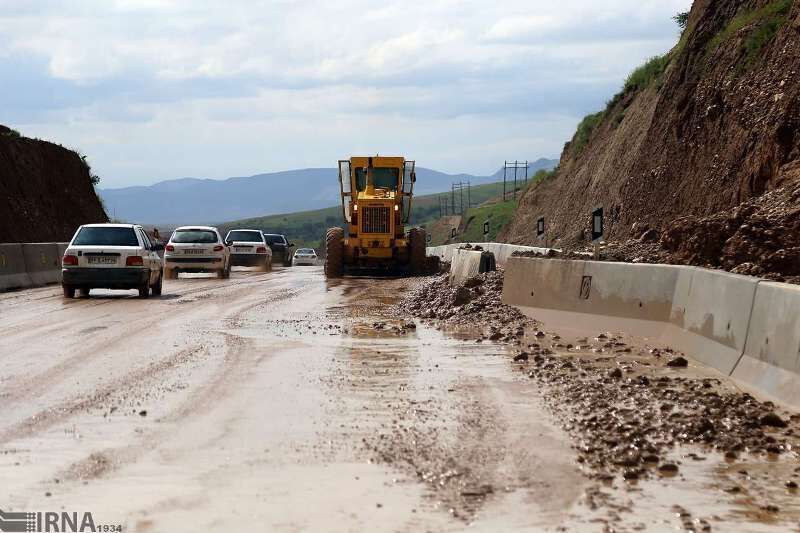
[225,229,272,271]
[62,223,164,298]
[164,226,231,279]
[292,248,318,266]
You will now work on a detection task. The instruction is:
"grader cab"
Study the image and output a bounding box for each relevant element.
[324,156,426,278]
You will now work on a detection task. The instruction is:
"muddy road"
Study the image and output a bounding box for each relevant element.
[0,267,797,531]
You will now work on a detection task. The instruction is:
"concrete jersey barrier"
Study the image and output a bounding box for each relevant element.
[427,242,549,267]
[449,248,496,284]
[733,283,800,406]
[502,256,800,408]
[22,243,61,286]
[0,242,68,292]
[0,243,33,291]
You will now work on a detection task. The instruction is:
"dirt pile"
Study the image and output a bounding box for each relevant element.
[502,1,800,259]
[523,341,800,480]
[403,270,536,341]
[401,273,800,525]
[0,125,107,242]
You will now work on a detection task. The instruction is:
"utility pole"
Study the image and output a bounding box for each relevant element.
[467,182,471,209]
[503,161,507,202]
[503,160,528,201]
[513,160,518,200]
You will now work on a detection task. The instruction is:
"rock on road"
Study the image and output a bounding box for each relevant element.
[0,267,586,532]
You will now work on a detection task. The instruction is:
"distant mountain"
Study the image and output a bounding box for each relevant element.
[99,158,557,225]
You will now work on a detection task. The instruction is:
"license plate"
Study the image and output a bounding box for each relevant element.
[88,256,116,265]
[185,249,205,255]
[234,246,251,252]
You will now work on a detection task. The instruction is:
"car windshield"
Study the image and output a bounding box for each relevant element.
[227,231,263,243]
[263,235,285,245]
[73,227,139,246]
[172,230,218,244]
[297,248,315,254]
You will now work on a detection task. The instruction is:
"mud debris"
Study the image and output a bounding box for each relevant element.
[400,269,800,528]
[402,271,536,342]
[509,181,800,285]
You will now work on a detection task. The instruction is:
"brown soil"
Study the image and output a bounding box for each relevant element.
[400,271,800,528]
[0,125,107,242]
[512,179,800,284]
[502,1,800,262]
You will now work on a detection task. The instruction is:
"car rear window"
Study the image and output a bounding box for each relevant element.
[73,227,139,246]
[297,249,315,254]
[227,231,264,243]
[172,230,218,244]
[263,234,285,245]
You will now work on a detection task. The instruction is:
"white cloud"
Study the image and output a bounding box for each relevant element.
[1,0,693,186]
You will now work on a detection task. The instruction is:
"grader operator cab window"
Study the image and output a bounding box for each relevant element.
[354,167,400,191]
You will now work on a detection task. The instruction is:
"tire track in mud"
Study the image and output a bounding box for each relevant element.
[328,277,520,522]
[0,344,208,446]
[49,281,311,486]
[54,333,267,486]
[0,273,291,408]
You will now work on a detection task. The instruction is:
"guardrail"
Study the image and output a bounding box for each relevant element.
[0,242,67,292]
[501,256,800,409]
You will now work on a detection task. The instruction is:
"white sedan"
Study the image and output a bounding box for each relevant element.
[225,229,272,271]
[62,223,164,298]
[292,248,318,266]
[164,226,231,279]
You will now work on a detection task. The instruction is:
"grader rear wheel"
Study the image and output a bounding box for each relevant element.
[325,227,344,278]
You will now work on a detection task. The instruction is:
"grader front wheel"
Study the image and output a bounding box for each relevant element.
[408,228,426,275]
[325,227,344,278]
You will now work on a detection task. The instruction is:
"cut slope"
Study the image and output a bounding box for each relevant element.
[503,0,800,253]
[0,126,107,242]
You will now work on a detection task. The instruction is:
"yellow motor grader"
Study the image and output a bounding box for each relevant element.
[325,156,426,278]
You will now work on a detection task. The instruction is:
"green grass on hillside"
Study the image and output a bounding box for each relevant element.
[623,54,671,93]
[456,200,518,243]
[707,0,792,64]
[219,180,522,250]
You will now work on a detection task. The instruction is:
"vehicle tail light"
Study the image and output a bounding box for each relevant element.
[62,255,78,266]
[257,246,267,253]
[165,244,174,252]
[126,256,144,266]
[213,245,224,252]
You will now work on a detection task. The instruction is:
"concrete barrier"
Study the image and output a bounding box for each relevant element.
[502,256,800,408]
[733,283,800,405]
[669,268,758,375]
[0,243,33,291]
[21,243,61,286]
[427,242,550,267]
[57,242,69,261]
[449,249,496,284]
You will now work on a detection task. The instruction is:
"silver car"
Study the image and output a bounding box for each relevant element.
[292,248,318,266]
[164,226,231,279]
[225,229,272,271]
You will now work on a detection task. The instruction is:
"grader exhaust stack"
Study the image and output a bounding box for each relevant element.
[325,156,426,278]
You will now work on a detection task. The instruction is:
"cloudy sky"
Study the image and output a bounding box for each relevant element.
[0,0,691,188]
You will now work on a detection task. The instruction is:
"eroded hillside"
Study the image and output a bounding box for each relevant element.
[503,0,800,270]
[0,125,107,242]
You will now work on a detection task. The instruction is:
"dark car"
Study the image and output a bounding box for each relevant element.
[263,233,295,267]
